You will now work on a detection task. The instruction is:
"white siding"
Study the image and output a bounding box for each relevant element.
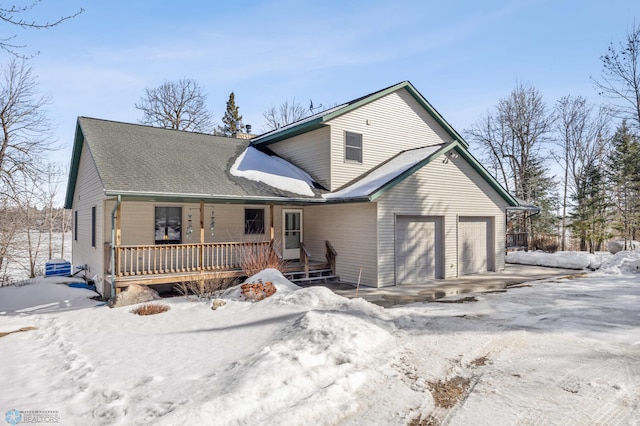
[327,88,452,190]
[304,203,377,286]
[377,154,508,287]
[268,126,331,189]
[71,143,107,295]
[104,202,275,246]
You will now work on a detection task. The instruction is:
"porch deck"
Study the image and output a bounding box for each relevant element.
[110,240,337,291]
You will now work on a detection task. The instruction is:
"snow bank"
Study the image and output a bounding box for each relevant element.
[0,277,99,315]
[223,268,300,300]
[230,147,315,196]
[595,250,640,275]
[506,251,610,270]
[109,284,161,308]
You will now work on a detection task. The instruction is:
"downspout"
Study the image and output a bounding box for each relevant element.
[110,195,121,299]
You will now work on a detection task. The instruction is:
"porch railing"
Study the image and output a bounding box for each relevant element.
[115,241,271,277]
[506,232,528,249]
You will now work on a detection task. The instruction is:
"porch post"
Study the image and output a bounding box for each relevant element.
[115,202,121,246]
[269,204,274,241]
[199,200,204,270]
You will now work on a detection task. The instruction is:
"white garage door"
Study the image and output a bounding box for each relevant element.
[395,216,442,284]
[458,217,493,275]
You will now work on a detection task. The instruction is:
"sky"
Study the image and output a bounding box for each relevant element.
[3,0,638,200]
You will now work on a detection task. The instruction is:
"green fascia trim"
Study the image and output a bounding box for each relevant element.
[369,141,518,207]
[105,191,327,206]
[64,122,84,209]
[250,119,325,146]
[454,146,518,206]
[251,81,470,149]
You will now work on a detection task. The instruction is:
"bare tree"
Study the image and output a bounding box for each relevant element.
[262,98,308,131]
[554,95,610,250]
[0,58,53,196]
[135,78,214,132]
[41,162,64,259]
[0,2,84,56]
[467,83,556,242]
[593,21,640,129]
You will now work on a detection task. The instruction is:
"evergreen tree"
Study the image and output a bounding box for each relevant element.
[607,121,640,246]
[217,92,245,137]
[571,162,611,253]
[525,156,559,242]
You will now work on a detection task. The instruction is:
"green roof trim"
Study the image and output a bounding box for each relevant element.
[64,122,86,209]
[368,141,518,206]
[251,81,469,148]
[103,191,326,205]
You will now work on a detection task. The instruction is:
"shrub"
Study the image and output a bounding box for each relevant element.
[532,235,560,253]
[239,242,287,276]
[131,303,170,316]
[174,276,239,300]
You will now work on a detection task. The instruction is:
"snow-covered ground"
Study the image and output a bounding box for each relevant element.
[506,249,613,270]
[1,253,639,425]
[2,232,72,284]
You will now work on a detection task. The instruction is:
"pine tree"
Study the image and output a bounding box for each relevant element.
[607,121,640,246]
[217,92,245,137]
[571,162,611,253]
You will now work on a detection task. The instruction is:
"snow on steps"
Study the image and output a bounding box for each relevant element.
[283,268,339,284]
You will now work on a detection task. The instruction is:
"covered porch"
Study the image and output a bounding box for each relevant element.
[106,199,337,294]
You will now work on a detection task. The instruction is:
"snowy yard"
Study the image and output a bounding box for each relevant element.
[0,252,639,425]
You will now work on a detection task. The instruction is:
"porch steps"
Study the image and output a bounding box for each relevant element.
[284,268,339,284]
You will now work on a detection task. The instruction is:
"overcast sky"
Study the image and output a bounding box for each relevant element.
[6,0,638,176]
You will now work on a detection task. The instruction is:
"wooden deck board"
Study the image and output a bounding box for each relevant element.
[114,260,330,288]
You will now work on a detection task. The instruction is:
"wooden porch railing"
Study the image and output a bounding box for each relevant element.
[506,232,528,249]
[299,242,311,279]
[115,241,271,277]
[325,240,337,275]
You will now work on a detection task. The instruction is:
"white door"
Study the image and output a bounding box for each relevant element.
[283,209,303,260]
[458,217,493,275]
[395,216,442,284]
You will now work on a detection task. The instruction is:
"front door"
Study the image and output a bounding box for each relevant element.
[283,209,303,260]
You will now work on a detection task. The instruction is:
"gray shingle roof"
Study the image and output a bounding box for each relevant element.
[67,117,323,206]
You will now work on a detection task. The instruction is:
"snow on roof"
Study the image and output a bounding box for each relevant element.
[324,144,444,200]
[230,146,316,197]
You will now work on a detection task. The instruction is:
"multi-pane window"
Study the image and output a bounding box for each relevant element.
[245,208,265,234]
[345,131,363,163]
[155,207,182,244]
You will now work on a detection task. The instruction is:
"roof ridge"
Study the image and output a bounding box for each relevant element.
[77,116,239,140]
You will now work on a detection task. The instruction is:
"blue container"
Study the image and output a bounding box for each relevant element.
[45,259,72,277]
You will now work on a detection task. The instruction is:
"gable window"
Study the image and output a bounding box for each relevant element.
[91,206,96,247]
[74,211,78,241]
[345,131,362,163]
[155,207,182,244]
[245,208,265,234]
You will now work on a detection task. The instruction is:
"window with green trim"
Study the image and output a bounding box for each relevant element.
[345,131,362,163]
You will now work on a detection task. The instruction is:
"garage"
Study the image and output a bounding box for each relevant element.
[458,216,494,275]
[395,216,443,284]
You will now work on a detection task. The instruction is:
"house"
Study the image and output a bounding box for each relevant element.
[64,81,520,298]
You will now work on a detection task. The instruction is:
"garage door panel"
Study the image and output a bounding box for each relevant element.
[458,217,492,275]
[396,216,442,284]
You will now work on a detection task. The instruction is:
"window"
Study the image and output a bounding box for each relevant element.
[155,207,182,244]
[91,206,96,247]
[345,131,362,163]
[245,208,265,234]
[74,211,78,241]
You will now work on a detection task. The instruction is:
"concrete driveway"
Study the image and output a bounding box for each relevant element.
[320,263,582,307]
